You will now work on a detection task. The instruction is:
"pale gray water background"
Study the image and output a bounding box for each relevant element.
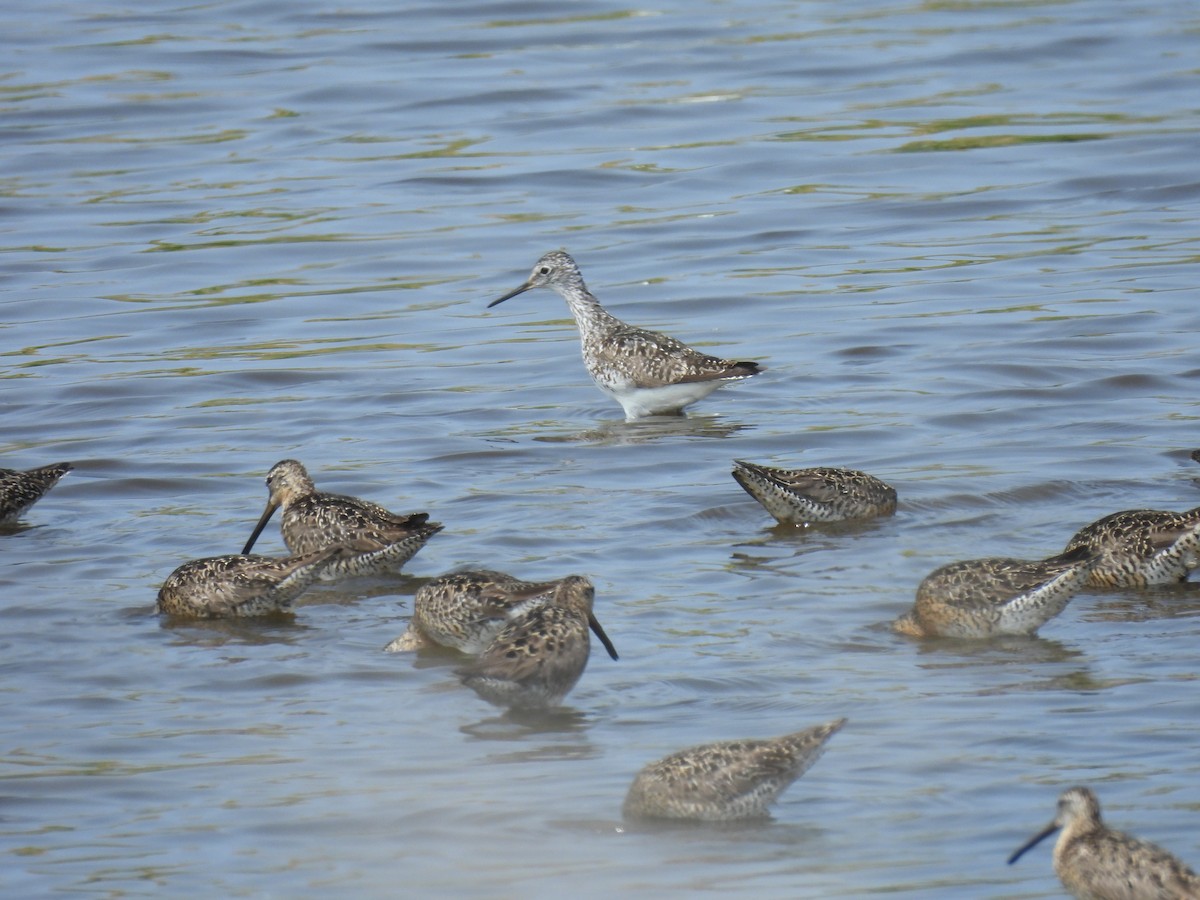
[2,0,1199,896]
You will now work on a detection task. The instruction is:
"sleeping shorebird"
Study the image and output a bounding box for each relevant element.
[156,549,338,618]
[892,547,1095,638]
[242,459,442,581]
[731,459,897,525]
[456,575,617,711]
[1063,506,1200,588]
[622,719,845,822]
[488,250,763,419]
[0,461,73,524]
[1008,786,1200,900]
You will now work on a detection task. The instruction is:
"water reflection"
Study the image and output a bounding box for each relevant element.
[1084,583,1200,623]
[904,633,1082,665]
[155,614,308,646]
[460,707,596,745]
[532,414,753,445]
[727,515,894,571]
[614,816,826,840]
[297,575,426,607]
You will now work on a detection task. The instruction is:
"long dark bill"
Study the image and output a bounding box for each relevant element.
[241,501,279,555]
[487,281,532,309]
[588,612,619,661]
[1006,822,1058,865]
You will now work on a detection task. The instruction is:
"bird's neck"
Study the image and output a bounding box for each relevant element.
[556,286,621,335]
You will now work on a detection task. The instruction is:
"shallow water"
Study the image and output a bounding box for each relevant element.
[3,0,1199,896]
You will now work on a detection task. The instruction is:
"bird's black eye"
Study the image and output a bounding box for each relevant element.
[539,266,551,275]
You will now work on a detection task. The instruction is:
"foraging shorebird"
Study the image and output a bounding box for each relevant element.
[242,460,442,581]
[1063,506,1200,588]
[892,548,1095,638]
[156,549,338,618]
[1008,786,1200,900]
[731,460,897,525]
[622,719,845,822]
[0,461,73,524]
[384,569,618,657]
[456,575,617,711]
[488,250,763,419]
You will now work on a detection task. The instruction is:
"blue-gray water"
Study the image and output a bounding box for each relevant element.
[3,1,1199,896]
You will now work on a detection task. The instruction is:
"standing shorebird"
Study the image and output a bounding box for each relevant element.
[242,460,442,581]
[456,575,618,711]
[488,250,764,419]
[731,460,897,525]
[156,549,338,618]
[383,569,618,657]
[892,547,1095,638]
[622,718,845,822]
[1063,506,1200,588]
[0,462,73,524]
[1008,786,1200,900]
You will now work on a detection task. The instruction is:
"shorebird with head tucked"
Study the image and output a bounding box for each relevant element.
[0,461,73,524]
[242,460,442,581]
[384,569,618,657]
[1063,505,1200,588]
[156,548,338,618]
[731,460,897,525]
[622,718,845,822]
[1008,786,1200,900]
[456,575,617,711]
[892,547,1095,638]
[488,250,763,419]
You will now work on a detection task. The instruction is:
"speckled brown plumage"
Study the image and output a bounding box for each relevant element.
[0,462,73,524]
[488,250,763,419]
[156,548,338,618]
[731,459,897,524]
[1064,506,1200,588]
[622,718,845,822]
[384,569,608,654]
[1009,786,1200,900]
[456,575,617,710]
[892,547,1095,638]
[242,459,442,581]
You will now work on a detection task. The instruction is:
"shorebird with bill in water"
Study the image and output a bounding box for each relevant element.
[732,459,897,525]
[242,460,442,581]
[1008,785,1200,900]
[892,547,1095,638]
[156,548,339,618]
[622,718,845,822]
[384,569,618,657]
[0,461,73,524]
[1062,505,1200,588]
[456,574,618,711]
[488,250,763,419]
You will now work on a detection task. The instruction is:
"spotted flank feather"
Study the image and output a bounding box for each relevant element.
[156,548,338,618]
[1064,506,1200,588]
[385,569,592,654]
[242,459,442,581]
[456,575,617,710]
[732,459,896,525]
[489,250,763,419]
[0,462,73,524]
[623,719,845,822]
[892,547,1095,638]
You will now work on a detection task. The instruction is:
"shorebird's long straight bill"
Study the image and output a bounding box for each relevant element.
[1007,822,1058,865]
[588,612,619,661]
[242,501,279,555]
[488,281,532,308]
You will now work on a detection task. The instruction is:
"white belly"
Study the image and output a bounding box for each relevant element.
[601,380,725,419]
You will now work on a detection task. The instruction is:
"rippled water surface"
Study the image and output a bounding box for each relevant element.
[3,1,1199,897]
